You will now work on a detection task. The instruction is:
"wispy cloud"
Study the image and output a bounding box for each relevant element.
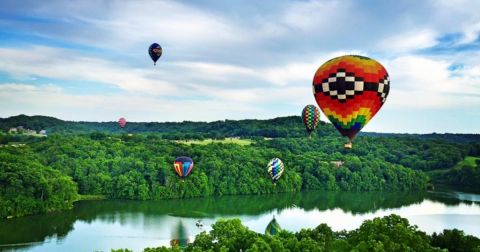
[1,0,480,133]
[0,46,178,94]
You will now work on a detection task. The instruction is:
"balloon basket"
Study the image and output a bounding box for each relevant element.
[344,142,353,149]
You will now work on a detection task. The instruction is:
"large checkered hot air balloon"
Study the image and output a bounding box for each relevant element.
[312,55,390,149]
[301,105,321,137]
[173,156,194,179]
[118,117,127,128]
[267,158,284,184]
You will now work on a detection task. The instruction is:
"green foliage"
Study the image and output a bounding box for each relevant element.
[440,156,480,190]
[347,215,439,251]
[1,133,432,203]
[431,229,480,252]
[0,147,78,219]
[1,115,478,218]
[134,215,480,252]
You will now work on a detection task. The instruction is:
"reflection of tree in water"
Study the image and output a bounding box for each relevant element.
[170,219,189,248]
[297,191,427,214]
[0,210,76,250]
[425,190,480,207]
[0,190,472,249]
[265,216,281,236]
[70,191,428,223]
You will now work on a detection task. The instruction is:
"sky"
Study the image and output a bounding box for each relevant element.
[0,0,479,133]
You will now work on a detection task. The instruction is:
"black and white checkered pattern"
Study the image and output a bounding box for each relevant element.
[377,76,390,103]
[313,68,389,103]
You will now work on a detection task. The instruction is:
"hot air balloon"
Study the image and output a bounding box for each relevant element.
[312,55,390,149]
[174,156,194,178]
[148,43,163,65]
[302,105,321,137]
[267,158,284,184]
[118,117,127,128]
[265,216,282,236]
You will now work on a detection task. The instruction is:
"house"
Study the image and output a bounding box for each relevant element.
[8,128,18,134]
[25,129,37,135]
[330,160,344,168]
[39,130,48,136]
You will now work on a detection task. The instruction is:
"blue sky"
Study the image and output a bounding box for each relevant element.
[0,0,479,133]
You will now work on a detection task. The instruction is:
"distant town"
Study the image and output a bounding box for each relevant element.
[8,126,47,137]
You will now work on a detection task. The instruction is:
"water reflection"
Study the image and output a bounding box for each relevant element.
[170,220,189,248]
[0,189,478,251]
[265,216,282,236]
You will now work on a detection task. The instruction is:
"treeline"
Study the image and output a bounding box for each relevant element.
[0,114,330,138]
[3,115,480,143]
[112,215,480,252]
[0,148,78,219]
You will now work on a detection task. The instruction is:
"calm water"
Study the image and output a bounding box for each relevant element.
[1,189,479,252]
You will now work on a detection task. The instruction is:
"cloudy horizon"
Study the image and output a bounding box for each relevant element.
[1,0,479,133]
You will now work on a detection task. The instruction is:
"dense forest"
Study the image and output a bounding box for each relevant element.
[1,115,479,219]
[111,215,480,252]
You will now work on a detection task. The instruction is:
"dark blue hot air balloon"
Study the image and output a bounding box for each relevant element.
[148,43,163,65]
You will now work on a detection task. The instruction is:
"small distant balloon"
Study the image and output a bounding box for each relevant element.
[148,43,163,65]
[267,158,284,183]
[118,117,127,128]
[302,105,321,135]
[174,156,194,178]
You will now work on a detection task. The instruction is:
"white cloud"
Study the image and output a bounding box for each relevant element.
[282,0,345,32]
[16,0,246,51]
[459,21,480,44]
[2,0,480,133]
[383,54,480,108]
[0,46,177,95]
[0,83,257,121]
[261,50,366,86]
[172,61,260,82]
[378,30,438,53]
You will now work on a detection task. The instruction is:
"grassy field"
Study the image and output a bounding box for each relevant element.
[457,156,480,168]
[175,138,252,146]
[427,156,479,182]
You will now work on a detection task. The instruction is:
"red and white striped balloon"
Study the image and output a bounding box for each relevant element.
[118,117,127,128]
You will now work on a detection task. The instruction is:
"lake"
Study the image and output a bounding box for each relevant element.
[1,189,479,252]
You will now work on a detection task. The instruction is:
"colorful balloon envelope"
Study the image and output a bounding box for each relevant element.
[174,156,194,178]
[267,158,284,183]
[118,117,127,128]
[302,105,321,135]
[148,43,163,65]
[312,55,390,148]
